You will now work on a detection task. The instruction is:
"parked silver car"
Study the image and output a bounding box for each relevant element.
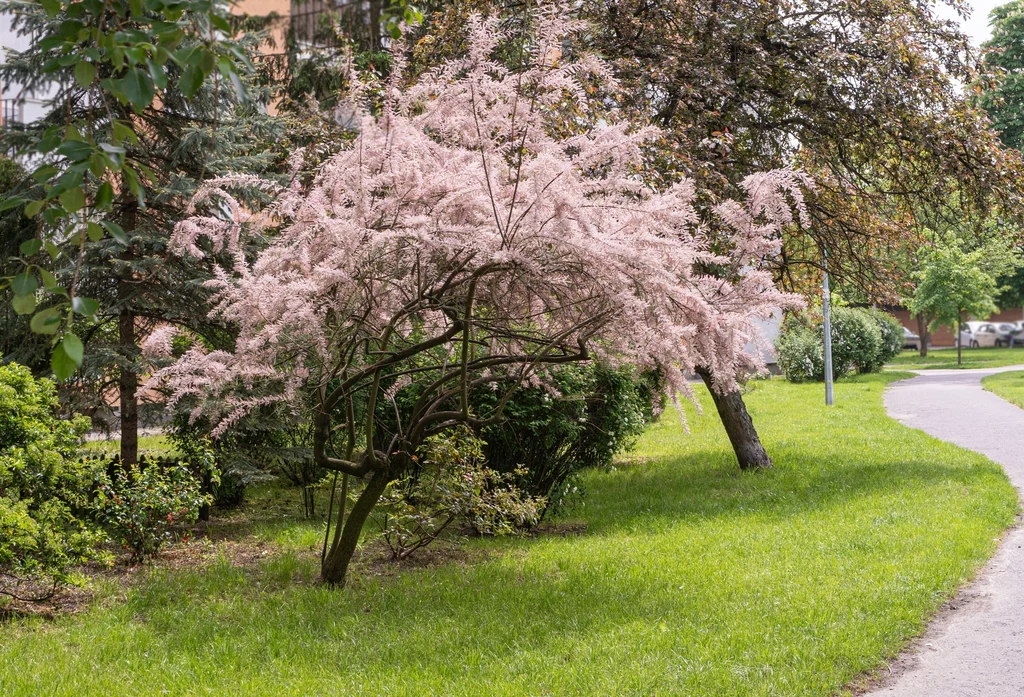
[902,326,920,350]
[994,322,1024,347]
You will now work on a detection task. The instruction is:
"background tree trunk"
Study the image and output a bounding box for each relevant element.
[117,200,139,466]
[957,316,963,366]
[117,291,138,466]
[695,367,772,470]
[915,313,930,357]
[321,468,393,586]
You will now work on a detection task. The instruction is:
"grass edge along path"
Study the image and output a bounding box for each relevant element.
[887,347,1024,371]
[0,374,1017,696]
[982,369,1024,411]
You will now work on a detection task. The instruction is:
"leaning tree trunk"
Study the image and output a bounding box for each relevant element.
[695,367,772,470]
[321,468,394,586]
[915,313,930,358]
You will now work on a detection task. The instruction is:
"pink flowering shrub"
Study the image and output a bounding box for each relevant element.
[152,8,807,584]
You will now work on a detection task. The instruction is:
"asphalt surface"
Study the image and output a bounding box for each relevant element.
[864,365,1024,697]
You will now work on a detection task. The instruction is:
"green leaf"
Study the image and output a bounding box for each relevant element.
[58,187,86,213]
[31,165,59,182]
[51,340,79,379]
[179,64,203,99]
[61,333,84,364]
[0,196,27,213]
[116,68,156,110]
[72,296,100,317]
[147,58,168,89]
[38,268,58,290]
[95,181,115,210]
[39,128,62,153]
[74,61,96,89]
[24,200,45,218]
[112,120,139,145]
[56,140,93,161]
[45,241,60,261]
[200,48,215,73]
[102,221,129,245]
[12,294,37,315]
[87,222,104,241]
[30,307,62,335]
[122,167,145,208]
[210,13,231,34]
[11,273,37,296]
[65,123,84,142]
[218,56,246,101]
[19,238,43,256]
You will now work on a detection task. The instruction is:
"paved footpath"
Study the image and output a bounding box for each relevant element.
[865,365,1024,697]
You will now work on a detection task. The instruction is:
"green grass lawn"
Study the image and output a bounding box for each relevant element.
[887,347,1024,370]
[982,370,1024,409]
[81,434,177,458]
[1,375,1017,696]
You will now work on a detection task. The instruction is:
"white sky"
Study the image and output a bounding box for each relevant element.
[935,0,1004,46]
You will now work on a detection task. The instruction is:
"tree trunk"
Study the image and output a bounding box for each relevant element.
[695,367,772,470]
[117,199,139,466]
[915,313,930,358]
[118,299,138,466]
[957,316,963,366]
[321,468,393,587]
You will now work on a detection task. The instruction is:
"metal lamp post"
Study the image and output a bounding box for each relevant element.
[822,250,834,406]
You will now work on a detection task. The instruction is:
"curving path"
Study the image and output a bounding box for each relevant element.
[865,365,1024,697]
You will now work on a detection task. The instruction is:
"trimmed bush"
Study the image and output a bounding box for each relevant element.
[863,308,904,372]
[776,307,894,382]
[775,316,824,382]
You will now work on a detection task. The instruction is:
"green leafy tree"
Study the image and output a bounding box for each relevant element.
[0,0,250,381]
[910,238,1000,366]
[982,0,1024,150]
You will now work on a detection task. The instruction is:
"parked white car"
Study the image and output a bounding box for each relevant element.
[958,321,1004,348]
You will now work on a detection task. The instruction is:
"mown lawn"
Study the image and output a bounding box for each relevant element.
[81,434,177,458]
[888,347,1024,371]
[0,374,1017,696]
[982,370,1024,410]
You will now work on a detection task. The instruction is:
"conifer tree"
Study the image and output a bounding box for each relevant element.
[0,1,283,463]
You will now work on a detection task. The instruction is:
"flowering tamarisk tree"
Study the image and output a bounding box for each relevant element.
[151,9,807,586]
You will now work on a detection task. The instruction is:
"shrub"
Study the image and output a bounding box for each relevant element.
[95,454,214,562]
[830,307,883,376]
[374,428,543,560]
[167,404,314,514]
[775,308,890,382]
[0,360,105,600]
[473,363,664,513]
[862,308,904,371]
[774,315,824,383]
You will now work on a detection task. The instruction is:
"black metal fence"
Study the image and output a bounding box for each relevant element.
[288,0,389,52]
[1,99,24,130]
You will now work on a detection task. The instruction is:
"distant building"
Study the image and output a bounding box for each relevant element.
[0,12,59,135]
